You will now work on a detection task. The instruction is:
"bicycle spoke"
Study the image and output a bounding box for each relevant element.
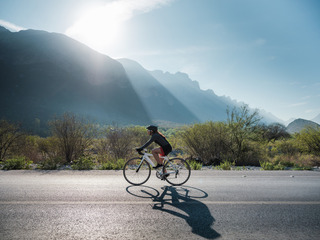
[123,158,151,185]
[163,158,191,186]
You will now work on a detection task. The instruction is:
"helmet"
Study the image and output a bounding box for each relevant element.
[146,125,158,132]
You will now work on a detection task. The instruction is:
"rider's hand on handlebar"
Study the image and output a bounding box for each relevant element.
[136,147,143,152]
[135,147,144,155]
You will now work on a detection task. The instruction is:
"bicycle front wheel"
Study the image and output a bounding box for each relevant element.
[163,158,191,186]
[123,157,151,185]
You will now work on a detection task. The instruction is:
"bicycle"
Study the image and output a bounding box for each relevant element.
[123,149,191,186]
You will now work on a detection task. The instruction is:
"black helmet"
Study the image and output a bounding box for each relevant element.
[146,125,158,132]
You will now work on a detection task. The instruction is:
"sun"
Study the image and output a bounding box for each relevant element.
[66,3,129,53]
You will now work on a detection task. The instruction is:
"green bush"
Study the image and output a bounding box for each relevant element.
[100,159,125,170]
[2,157,32,170]
[39,157,62,170]
[260,160,286,170]
[217,160,234,170]
[180,121,229,165]
[187,160,202,170]
[297,126,320,155]
[72,156,95,170]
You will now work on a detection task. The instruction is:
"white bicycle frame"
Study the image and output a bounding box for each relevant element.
[140,152,169,168]
[138,149,176,176]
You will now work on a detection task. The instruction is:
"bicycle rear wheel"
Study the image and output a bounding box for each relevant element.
[123,157,151,185]
[163,158,191,186]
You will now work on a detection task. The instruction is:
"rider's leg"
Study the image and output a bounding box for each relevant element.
[152,148,163,165]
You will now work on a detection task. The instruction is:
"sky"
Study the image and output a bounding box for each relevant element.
[1,0,319,122]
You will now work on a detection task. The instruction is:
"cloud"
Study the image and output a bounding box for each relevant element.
[288,102,307,107]
[301,96,311,100]
[305,108,320,114]
[0,19,26,32]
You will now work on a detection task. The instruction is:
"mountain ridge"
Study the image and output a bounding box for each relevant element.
[0,26,289,133]
[286,118,320,134]
[0,27,151,133]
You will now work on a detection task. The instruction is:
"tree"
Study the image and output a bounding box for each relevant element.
[226,105,262,165]
[261,123,290,142]
[49,113,97,163]
[0,120,24,161]
[297,126,320,155]
[180,121,229,165]
[104,125,133,160]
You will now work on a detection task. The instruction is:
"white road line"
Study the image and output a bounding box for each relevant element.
[1,201,320,205]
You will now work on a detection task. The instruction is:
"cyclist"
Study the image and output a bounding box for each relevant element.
[136,125,172,169]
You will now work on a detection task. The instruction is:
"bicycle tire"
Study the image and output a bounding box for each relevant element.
[123,157,151,185]
[163,158,191,186]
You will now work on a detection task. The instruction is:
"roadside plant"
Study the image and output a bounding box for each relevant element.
[217,160,234,170]
[72,156,95,170]
[226,104,262,165]
[187,159,202,170]
[260,160,286,170]
[100,159,125,170]
[49,112,97,163]
[39,157,62,170]
[0,120,24,161]
[2,156,32,170]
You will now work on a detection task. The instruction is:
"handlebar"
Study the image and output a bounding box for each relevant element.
[135,148,145,155]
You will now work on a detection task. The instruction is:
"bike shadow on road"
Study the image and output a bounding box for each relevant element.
[126,185,221,239]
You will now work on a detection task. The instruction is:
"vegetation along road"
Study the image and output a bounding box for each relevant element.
[1,170,320,240]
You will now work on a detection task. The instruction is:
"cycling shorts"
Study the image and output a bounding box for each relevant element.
[160,144,172,156]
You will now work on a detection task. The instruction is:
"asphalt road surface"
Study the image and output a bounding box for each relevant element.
[1,170,320,240]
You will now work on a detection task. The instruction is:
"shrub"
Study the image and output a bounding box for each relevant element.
[187,160,202,170]
[39,157,63,170]
[236,141,267,166]
[266,153,319,170]
[72,156,95,170]
[216,160,234,170]
[297,126,320,155]
[180,121,229,165]
[2,157,32,170]
[260,159,287,170]
[272,139,301,156]
[100,159,125,170]
[226,105,262,165]
[49,113,97,163]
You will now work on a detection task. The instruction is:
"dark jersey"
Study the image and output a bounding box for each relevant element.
[140,132,171,149]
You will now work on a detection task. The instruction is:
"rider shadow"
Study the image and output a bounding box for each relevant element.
[126,185,221,239]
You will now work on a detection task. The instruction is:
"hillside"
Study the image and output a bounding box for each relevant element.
[0,27,151,133]
[286,118,320,134]
[149,70,230,122]
[1,26,283,134]
[118,59,199,124]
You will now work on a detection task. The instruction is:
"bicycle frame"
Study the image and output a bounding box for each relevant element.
[139,152,169,168]
[138,152,177,176]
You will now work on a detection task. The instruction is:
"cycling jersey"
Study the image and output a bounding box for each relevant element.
[140,132,172,155]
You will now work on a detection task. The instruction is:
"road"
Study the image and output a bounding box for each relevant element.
[0,170,320,240]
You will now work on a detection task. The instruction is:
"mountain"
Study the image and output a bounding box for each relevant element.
[149,70,230,122]
[286,118,320,134]
[0,26,284,134]
[312,114,320,125]
[0,27,151,133]
[149,70,282,123]
[117,59,199,124]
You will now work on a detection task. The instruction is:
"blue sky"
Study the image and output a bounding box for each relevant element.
[1,0,319,122]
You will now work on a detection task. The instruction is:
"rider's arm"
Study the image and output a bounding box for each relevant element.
[137,135,155,150]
